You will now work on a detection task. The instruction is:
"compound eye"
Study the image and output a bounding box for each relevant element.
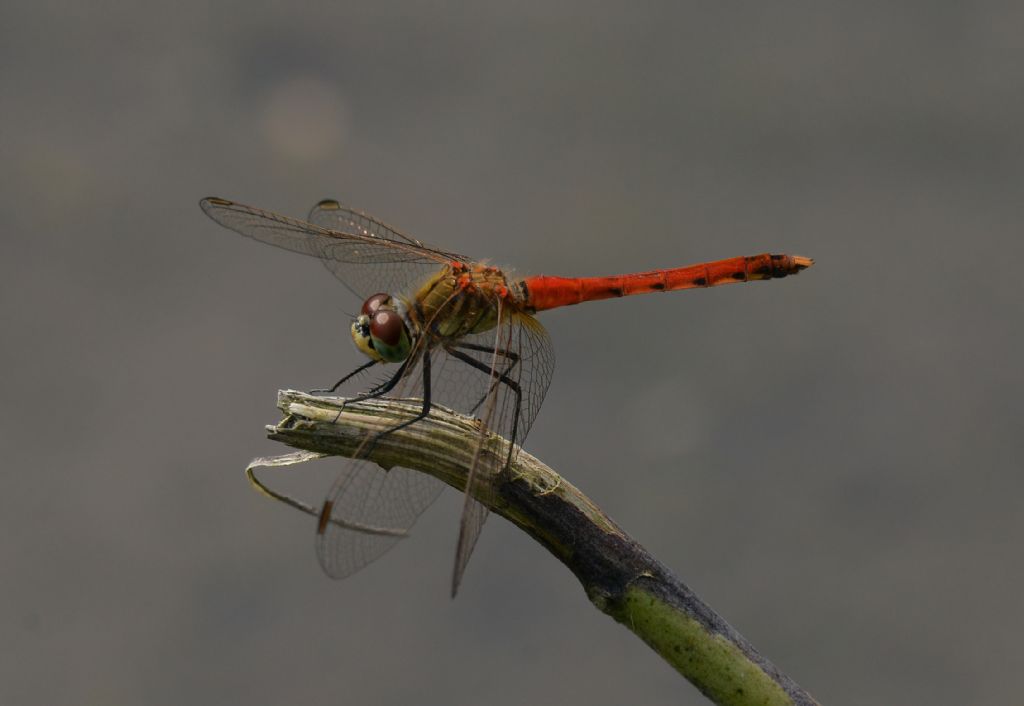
[369,310,404,347]
[368,309,411,363]
[361,293,391,317]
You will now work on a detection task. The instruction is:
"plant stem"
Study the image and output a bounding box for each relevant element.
[253,390,820,706]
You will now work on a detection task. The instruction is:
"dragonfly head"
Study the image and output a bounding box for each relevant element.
[351,293,412,364]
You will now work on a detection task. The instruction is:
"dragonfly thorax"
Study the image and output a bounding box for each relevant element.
[351,292,413,364]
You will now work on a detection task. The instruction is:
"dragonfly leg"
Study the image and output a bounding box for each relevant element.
[346,357,411,403]
[446,346,522,471]
[449,343,521,417]
[356,370,403,400]
[358,353,433,458]
[378,352,432,436]
[321,359,411,425]
[452,341,520,364]
[311,359,379,395]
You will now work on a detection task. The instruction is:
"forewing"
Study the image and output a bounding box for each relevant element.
[308,199,467,255]
[200,197,462,300]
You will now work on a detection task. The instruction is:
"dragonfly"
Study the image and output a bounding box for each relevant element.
[201,196,813,595]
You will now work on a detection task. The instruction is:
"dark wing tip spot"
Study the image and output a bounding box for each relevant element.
[317,500,334,534]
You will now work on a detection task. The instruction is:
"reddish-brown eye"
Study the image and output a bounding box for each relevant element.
[361,293,390,317]
[370,310,404,346]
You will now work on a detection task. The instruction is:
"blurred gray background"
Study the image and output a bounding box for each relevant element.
[3,2,1023,704]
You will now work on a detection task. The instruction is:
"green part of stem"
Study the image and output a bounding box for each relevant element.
[606,585,797,706]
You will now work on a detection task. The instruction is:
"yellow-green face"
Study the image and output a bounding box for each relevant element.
[350,293,413,364]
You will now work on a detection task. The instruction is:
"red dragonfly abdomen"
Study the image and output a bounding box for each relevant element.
[521,253,813,312]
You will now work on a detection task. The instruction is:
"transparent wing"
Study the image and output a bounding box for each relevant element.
[314,301,555,589]
[307,199,436,250]
[440,304,555,594]
[315,460,445,579]
[435,308,555,465]
[200,197,471,300]
[313,348,442,579]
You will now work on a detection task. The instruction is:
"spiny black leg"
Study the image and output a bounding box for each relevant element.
[347,357,411,403]
[453,341,521,363]
[310,359,378,395]
[451,343,521,416]
[381,351,432,436]
[326,358,410,425]
[446,347,522,471]
[359,352,432,458]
